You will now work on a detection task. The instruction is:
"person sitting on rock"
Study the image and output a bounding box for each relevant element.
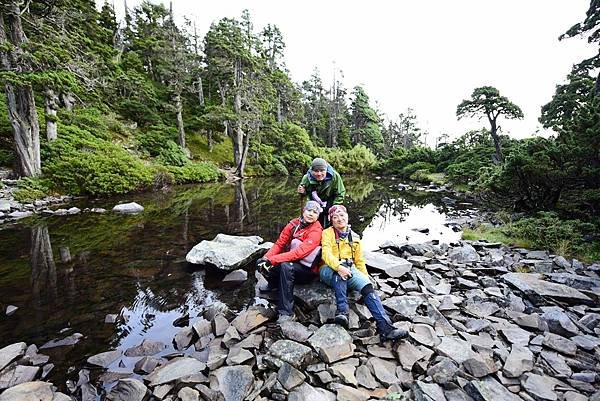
[297,157,345,228]
[320,204,408,342]
[255,200,324,324]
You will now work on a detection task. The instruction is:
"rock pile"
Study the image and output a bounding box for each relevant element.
[1,239,599,401]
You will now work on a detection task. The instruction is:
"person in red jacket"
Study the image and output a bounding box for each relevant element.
[256,200,324,323]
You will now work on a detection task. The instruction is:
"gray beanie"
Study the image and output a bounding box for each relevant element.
[311,157,328,171]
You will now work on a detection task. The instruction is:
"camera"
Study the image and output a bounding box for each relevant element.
[340,259,354,269]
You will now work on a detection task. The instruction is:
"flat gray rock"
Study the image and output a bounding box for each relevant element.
[0,342,26,371]
[40,333,84,349]
[210,365,254,401]
[502,273,592,303]
[308,324,355,363]
[222,269,248,282]
[293,281,336,308]
[231,306,272,334]
[436,337,476,364]
[466,376,524,401]
[0,365,40,390]
[278,362,305,391]
[112,202,144,214]
[288,382,336,401]
[414,381,447,401]
[503,346,534,378]
[541,309,579,337]
[280,321,314,343]
[87,350,121,368]
[521,373,558,401]
[146,357,206,386]
[542,333,577,356]
[269,340,313,369]
[364,251,412,277]
[186,234,269,270]
[0,381,71,401]
[367,357,399,386]
[448,244,480,263]
[382,295,425,318]
[106,378,148,401]
[124,339,166,357]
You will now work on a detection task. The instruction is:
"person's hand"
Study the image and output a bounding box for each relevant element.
[256,257,272,274]
[297,185,305,194]
[338,265,353,280]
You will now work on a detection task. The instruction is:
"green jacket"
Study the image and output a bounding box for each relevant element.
[299,165,345,205]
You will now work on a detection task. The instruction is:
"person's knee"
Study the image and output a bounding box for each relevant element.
[360,283,374,298]
[280,262,296,280]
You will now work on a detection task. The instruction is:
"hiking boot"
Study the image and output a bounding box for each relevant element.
[334,313,349,329]
[277,314,296,324]
[258,282,278,293]
[380,327,408,342]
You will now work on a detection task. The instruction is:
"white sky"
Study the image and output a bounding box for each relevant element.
[104,0,596,144]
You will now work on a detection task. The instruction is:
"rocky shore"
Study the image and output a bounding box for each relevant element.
[1,234,599,401]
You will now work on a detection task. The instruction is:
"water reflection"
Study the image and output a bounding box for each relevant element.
[0,177,475,385]
[30,224,58,305]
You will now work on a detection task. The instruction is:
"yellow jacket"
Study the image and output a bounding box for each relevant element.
[320,227,368,276]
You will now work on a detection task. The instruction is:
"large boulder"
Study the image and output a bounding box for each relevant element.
[448,243,480,263]
[112,202,144,214]
[186,234,270,270]
[308,324,355,363]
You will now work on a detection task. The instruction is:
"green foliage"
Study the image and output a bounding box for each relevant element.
[13,177,53,202]
[166,162,223,184]
[42,124,153,195]
[316,144,378,174]
[0,149,14,167]
[137,124,178,156]
[156,141,188,167]
[350,86,384,153]
[380,146,435,176]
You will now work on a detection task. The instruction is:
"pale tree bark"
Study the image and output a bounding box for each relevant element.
[174,91,186,148]
[486,112,503,163]
[45,88,59,141]
[30,224,57,304]
[0,6,41,177]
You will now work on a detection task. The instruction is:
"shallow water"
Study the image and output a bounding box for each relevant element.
[0,176,474,387]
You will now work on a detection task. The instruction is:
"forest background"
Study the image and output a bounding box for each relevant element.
[0,0,598,260]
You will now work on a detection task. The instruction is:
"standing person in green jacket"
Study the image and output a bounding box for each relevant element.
[298,157,345,228]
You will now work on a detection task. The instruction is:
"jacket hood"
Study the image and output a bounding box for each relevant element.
[306,164,335,183]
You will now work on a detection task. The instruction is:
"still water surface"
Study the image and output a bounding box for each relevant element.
[0,176,473,385]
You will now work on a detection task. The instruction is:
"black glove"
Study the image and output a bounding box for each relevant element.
[256,257,272,274]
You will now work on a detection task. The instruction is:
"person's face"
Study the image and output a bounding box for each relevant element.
[312,168,326,181]
[331,212,348,230]
[302,208,319,223]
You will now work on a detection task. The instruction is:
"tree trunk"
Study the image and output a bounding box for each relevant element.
[207,129,213,152]
[0,7,41,177]
[235,129,250,178]
[45,88,59,141]
[30,224,57,304]
[487,114,503,163]
[174,91,186,148]
[277,93,283,123]
[232,58,244,174]
[197,76,205,107]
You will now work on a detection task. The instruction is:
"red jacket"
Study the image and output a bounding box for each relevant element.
[265,218,323,271]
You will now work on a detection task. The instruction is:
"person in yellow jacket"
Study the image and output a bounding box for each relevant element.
[320,205,408,342]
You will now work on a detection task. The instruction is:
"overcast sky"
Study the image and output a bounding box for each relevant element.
[105,0,595,144]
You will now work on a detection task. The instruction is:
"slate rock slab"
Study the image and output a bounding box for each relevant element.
[0,365,40,390]
[186,234,270,270]
[106,378,148,401]
[269,340,313,369]
[210,365,254,401]
[288,382,336,401]
[383,295,425,319]
[364,251,412,278]
[40,333,84,349]
[0,342,26,371]
[466,376,524,401]
[124,339,166,357]
[87,350,121,368]
[448,244,480,263]
[0,381,71,401]
[308,324,355,363]
[231,306,272,334]
[502,273,592,303]
[503,346,534,378]
[146,357,206,386]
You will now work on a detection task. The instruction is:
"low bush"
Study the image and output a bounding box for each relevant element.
[316,144,378,174]
[166,162,223,184]
[13,177,54,202]
[42,125,153,195]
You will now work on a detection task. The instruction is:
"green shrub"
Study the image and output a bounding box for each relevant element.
[0,149,14,167]
[42,124,153,195]
[137,124,179,156]
[59,107,111,140]
[157,140,188,167]
[401,161,434,177]
[317,144,378,174]
[167,162,223,184]
[14,177,54,202]
[504,212,597,258]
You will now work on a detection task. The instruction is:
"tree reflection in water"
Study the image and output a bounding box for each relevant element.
[30,224,58,305]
